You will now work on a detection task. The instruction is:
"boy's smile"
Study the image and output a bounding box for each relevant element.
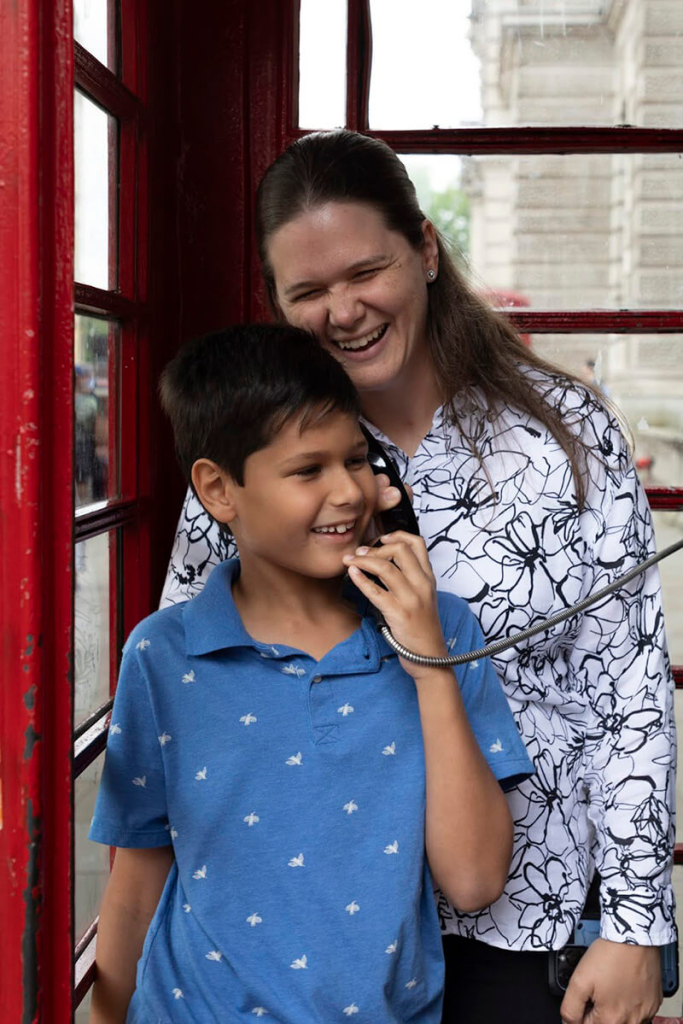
[226,410,376,581]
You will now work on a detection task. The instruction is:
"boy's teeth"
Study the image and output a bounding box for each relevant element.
[337,325,385,351]
[314,523,353,534]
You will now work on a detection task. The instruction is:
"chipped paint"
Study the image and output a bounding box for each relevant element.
[23,724,39,760]
[22,800,40,1024]
[23,683,36,710]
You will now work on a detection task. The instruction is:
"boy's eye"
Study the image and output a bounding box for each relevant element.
[347,455,369,469]
[293,465,320,477]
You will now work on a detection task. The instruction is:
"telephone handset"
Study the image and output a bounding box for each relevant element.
[360,424,420,537]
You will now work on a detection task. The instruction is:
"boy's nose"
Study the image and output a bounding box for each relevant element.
[329,470,364,509]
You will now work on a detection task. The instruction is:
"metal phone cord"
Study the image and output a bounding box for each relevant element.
[379,537,683,667]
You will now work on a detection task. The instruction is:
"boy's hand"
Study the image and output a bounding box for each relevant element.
[343,531,447,680]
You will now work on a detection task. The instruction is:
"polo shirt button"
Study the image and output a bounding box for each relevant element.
[312,675,322,683]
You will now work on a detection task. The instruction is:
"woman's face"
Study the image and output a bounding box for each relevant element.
[266,202,438,394]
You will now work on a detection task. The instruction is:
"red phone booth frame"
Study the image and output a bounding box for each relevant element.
[1,0,683,1019]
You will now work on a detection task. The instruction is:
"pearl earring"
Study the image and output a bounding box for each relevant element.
[427,269,436,281]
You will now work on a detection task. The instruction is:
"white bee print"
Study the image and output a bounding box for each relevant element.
[183,903,191,913]
[288,853,304,867]
[337,703,354,716]
[446,635,457,651]
[158,732,172,746]
[182,669,195,684]
[240,712,257,726]
[469,660,479,670]
[243,812,260,826]
[170,827,178,840]
[290,955,308,970]
[132,776,146,787]
[195,767,208,780]
[381,742,396,756]
[384,840,399,855]
[136,638,150,651]
[343,1005,359,1016]
[193,865,207,879]
[282,664,305,677]
[489,739,503,753]
[251,1008,269,1017]
[247,912,263,927]
[345,901,360,916]
[286,752,303,766]
[172,988,184,999]
[405,979,418,990]
[385,941,398,954]
[109,723,122,735]
[343,800,358,815]
[205,950,223,962]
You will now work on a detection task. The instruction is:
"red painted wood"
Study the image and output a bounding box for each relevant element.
[74,42,142,123]
[284,125,683,154]
[505,310,683,334]
[647,489,683,512]
[0,0,75,1018]
[346,0,372,132]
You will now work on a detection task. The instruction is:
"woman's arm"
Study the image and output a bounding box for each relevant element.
[90,846,174,1024]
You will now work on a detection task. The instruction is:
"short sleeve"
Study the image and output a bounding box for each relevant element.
[89,638,171,849]
[159,486,235,607]
[438,592,534,792]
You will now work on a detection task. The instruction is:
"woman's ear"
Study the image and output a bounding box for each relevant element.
[191,459,238,526]
[420,219,439,276]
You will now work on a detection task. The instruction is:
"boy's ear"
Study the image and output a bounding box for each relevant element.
[191,459,239,526]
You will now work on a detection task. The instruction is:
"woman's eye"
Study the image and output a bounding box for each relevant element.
[292,289,321,302]
[354,268,377,281]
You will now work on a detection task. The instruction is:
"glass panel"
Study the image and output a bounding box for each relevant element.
[74,315,118,509]
[652,510,683,667]
[75,751,110,941]
[528,335,683,488]
[370,0,683,129]
[75,532,114,728]
[298,0,347,129]
[75,989,92,1024]
[369,0,481,129]
[74,89,117,289]
[74,0,115,69]
[400,152,683,309]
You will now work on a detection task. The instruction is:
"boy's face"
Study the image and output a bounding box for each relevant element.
[227,411,377,580]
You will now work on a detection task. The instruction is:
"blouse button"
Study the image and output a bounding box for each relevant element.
[312,675,322,683]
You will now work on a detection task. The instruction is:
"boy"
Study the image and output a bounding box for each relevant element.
[89,324,533,1023]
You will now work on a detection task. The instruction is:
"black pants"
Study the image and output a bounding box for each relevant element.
[441,935,564,1024]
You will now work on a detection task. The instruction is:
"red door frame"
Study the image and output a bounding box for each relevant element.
[0,0,75,1018]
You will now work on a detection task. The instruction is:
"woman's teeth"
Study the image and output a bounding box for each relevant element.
[313,523,354,535]
[336,324,387,351]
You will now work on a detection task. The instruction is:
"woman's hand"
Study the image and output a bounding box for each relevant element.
[362,473,413,545]
[343,530,446,680]
[560,939,662,1024]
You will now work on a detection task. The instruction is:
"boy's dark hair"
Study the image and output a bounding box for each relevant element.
[159,323,362,486]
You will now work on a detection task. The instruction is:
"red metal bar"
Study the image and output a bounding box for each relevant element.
[506,310,683,335]
[74,919,98,1007]
[283,125,683,154]
[75,41,142,122]
[647,490,683,512]
[345,0,372,132]
[0,0,75,1017]
[674,669,683,691]
[74,282,138,318]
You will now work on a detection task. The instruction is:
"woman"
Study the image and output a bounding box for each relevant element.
[162,131,675,1024]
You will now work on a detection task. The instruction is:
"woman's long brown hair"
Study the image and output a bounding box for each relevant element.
[256,130,607,509]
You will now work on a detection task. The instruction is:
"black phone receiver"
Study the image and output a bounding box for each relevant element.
[359,423,420,537]
[345,425,420,626]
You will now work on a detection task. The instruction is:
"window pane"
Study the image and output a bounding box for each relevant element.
[75,532,114,728]
[75,988,92,1024]
[298,0,347,129]
[74,90,118,289]
[652,510,683,667]
[75,315,118,509]
[75,751,110,941]
[74,0,116,70]
[401,152,683,309]
[370,0,683,129]
[369,0,480,129]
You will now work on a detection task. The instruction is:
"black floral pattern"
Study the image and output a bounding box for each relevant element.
[161,371,676,952]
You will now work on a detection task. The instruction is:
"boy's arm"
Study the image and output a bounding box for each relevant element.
[90,846,174,1024]
[344,532,514,913]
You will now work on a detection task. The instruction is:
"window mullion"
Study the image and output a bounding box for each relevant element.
[345,0,371,132]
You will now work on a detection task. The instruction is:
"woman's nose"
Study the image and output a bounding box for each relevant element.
[327,288,363,330]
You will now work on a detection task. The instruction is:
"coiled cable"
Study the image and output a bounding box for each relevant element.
[379,537,683,667]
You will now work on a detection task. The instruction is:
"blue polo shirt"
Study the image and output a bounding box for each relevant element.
[90,559,532,1023]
